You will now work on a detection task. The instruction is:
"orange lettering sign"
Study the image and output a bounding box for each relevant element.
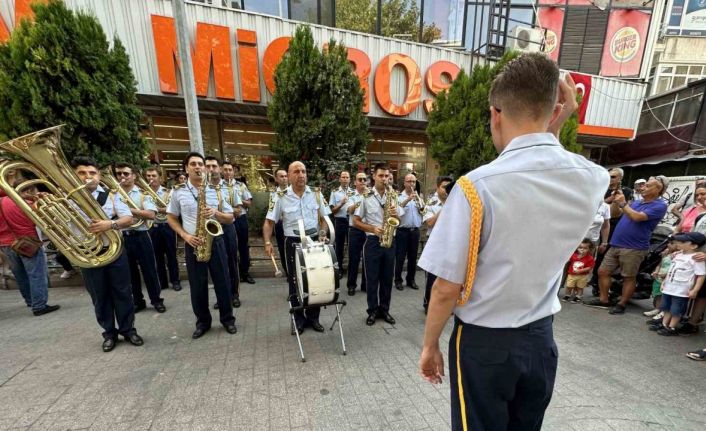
[151,16,235,99]
[263,36,291,95]
[236,29,260,103]
[0,15,9,43]
[15,0,47,25]
[193,22,235,100]
[423,61,460,113]
[374,54,422,117]
[346,48,371,113]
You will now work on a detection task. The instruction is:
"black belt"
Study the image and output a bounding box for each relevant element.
[455,315,553,331]
[292,227,318,237]
[335,216,349,220]
[123,230,148,237]
[398,227,419,231]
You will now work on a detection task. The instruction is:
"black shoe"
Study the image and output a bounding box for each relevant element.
[583,299,612,310]
[225,324,237,334]
[291,323,305,335]
[395,282,404,291]
[213,303,219,309]
[381,311,396,325]
[124,333,144,346]
[32,304,60,316]
[678,323,699,335]
[657,327,678,336]
[347,288,355,296]
[172,282,182,291]
[407,282,419,290]
[648,322,664,331]
[310,321,325,332]
[154,303,166,313]
[361,286,366,292]
[232,297,241,308]
[242,274,255,284]
[102,338,117,352]
[134,303,147,313]
[366,314,376,326]
[609,304,626,315]
[192,327,210,339]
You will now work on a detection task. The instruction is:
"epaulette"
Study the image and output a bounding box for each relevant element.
[362,189,372,198]
[173,184,185,190]
[277,189,286,198]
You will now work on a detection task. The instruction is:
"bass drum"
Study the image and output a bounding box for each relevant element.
[294,243,339,307]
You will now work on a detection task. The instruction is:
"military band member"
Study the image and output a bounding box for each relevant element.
[114,162,165,313]
[394,173,424,291]
[263,161,331,335]
[418,55,606,430]
[271,169,289,277]
[353,163,404,326]
[422,176,453,313]
[144,167,182,292]
[167,153,237,339]
[329,171,352,277]
[223,162,255,284]
[205,157,243,309]
[346,172,368,296]
[71,156,143,352]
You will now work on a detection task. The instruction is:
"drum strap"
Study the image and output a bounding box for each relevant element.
[457,176,483,306]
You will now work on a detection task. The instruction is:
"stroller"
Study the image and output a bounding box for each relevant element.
[595,226,672,302]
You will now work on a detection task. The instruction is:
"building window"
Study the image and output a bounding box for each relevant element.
[650,64,706,96]
[243,0,288,16]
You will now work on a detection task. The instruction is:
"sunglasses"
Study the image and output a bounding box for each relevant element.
[115,171,132,177]
[610,176,618,179]
[356,178,367,181]
[653,176,666,190]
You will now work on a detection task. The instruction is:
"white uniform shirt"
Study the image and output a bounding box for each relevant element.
[422,200,443,236]
[329,186,353,218]
[219,180,243,210]
[347,190,366,226]
[585,201,610,243]
[152,186,171,224]
[419,133,609,328]
[398,190,423,228]
[167,181,233,235]
[234,181,252,215]
[93,185,131,219]
[266,185,331,236]
[354,187,405,235]
[117,185,156,231]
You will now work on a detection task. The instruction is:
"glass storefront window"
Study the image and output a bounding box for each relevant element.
[422,0,465,46]
[464,4,490,54]
[244,0,288,17]
[291,0,319,24]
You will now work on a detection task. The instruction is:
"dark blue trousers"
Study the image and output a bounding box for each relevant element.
[124,231,163,306]
[449,316,558,431]
[363,236,394,315]
[347,227,366,291]
[81,251,136,340]
[234,214,251,276]
[149,222,180,289]
[424,272,437,311]
[394,227,420,285]
[184,237,235,330]
[334,217,349,271]
[222,223,240,298]
[285,236,321,327]
[275,220,287,277]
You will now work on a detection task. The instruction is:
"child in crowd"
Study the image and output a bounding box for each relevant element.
[563,239,595,303]
[648,232,706,336]
[644,239,679,320]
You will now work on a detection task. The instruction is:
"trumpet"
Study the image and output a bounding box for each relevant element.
[100,166,153,230]
[0,126,123,268]
[135,175,169,222]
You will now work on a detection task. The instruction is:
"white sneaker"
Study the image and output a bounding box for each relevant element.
[60,270,76,279]
[643,308,660,317]
[652,311,664,321]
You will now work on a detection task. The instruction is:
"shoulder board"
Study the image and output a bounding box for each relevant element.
[173,184,185,190]
[277,189,286,197]
[363,190,372,198]
[313,187,321,193]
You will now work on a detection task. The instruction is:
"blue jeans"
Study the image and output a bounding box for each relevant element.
[2,246,48,311]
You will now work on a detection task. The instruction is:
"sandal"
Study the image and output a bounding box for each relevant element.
[685,349,706,361]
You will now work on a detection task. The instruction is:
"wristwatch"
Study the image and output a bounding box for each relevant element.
[618,202,627,209]
[111,221,119,230]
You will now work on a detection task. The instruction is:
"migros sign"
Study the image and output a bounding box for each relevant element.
[150,15,461,117]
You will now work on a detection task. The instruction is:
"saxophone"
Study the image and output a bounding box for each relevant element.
[135,175,169,223]
[380,186,400,248]
[194,171,224,262]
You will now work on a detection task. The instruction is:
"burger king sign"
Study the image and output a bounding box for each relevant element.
[610,27,640,63]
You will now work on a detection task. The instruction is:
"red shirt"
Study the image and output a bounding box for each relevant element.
[0,197,39,246]
[568,252,595,275]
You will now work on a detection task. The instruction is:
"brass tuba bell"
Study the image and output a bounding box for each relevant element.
[0,126,123,268]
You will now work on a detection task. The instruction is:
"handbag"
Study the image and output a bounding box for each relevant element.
[0,197,42,258]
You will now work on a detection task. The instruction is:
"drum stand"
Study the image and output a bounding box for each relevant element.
[288,300,348,363]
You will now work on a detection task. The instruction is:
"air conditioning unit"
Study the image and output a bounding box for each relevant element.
[506,26,544,53]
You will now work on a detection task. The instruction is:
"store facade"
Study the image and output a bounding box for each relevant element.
[1,0,647,193]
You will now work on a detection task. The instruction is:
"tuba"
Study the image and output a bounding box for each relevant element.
[380,185,400,248]
[0,126,123,268]
[135,175,169,223]
[194,171,223,262]
[100,166,153,230]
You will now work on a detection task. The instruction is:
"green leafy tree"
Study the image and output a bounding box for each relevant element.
[268,25,370,192]
[336,0,442,43]
[0,0,149,167]
[427,51,581,177]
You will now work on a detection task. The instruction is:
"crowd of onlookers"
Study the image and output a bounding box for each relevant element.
[561,168,706,361]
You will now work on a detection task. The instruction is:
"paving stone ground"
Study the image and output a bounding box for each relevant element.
[0,274,705,430]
